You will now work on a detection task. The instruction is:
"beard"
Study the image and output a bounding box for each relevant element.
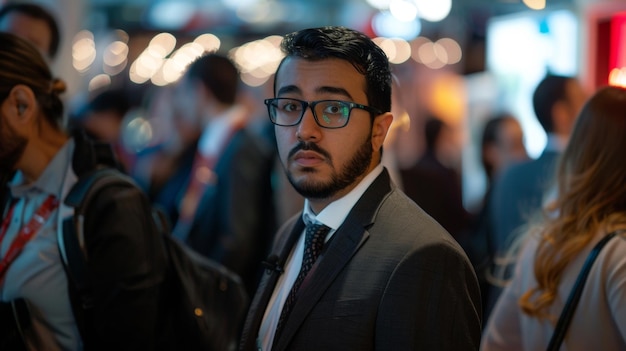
[286,135,373,200]
[0,116,27,173]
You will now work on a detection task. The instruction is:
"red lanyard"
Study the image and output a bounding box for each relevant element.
[0,194,59,283]
[178,123,244,222]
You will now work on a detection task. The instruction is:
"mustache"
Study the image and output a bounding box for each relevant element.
[288,141,332,160]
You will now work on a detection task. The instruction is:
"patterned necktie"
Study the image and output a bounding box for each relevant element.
[275,223,331,337]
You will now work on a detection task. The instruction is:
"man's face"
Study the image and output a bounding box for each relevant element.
[0,12,52,60]
[0,104,28,173]
[273,57,384,206]
[495,118,528,171]
[172,77,203,127]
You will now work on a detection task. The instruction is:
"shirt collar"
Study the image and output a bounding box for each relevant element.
[9,139,74,200]
[302,163,384,231]
[197,104,247,157]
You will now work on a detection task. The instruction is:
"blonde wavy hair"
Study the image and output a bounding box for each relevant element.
[518,85,626,321]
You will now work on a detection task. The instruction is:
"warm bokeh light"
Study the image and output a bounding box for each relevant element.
[88,74,111,92]
[128,30,219,85]
[609,67,626,87]
[102,40,129,75]
[523,0,546,10]
[374,37,411,64]
[231,35,284,87]
[149,32,177,58]
[72,30,97,73]
[408,36,462,68]
[436,38,462,64]
[193,33,221,53]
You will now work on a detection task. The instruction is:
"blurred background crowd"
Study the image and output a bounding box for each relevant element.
[2,0,626,328]
[6,0,622,216]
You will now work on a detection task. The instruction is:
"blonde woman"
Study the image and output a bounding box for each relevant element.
[481,85,626,351]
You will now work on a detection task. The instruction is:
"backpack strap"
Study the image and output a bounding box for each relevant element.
[57,131,134,344]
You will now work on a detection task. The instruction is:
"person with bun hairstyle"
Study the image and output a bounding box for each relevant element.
[0,32,168,350]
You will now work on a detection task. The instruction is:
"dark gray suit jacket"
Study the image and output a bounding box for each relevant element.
[240,168,482,351]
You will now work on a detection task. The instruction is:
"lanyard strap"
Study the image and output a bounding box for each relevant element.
[0,194,59,283]
[178,123,244,222]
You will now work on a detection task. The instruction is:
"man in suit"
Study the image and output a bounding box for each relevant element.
[239,26,482,351]
[400,116,472,242]
[484,73,587,320]
[169,53,277,298]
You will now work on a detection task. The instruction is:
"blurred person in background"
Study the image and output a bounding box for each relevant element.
[482,85,626,351]
[70,88,135,172]
[485,73,587,320]
[400,116,472,242]
[0,2,60,62]
[239,26,481,351]
[465,113,528,324]
[169,53,277,298]
[0,32,168,351]
[129,84,203,227]
[479,114,528,186]
[381,74,411,190]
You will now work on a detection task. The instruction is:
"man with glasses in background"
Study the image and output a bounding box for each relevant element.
[239,26,482,351]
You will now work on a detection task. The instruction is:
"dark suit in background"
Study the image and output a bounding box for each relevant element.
[184,127,277,297]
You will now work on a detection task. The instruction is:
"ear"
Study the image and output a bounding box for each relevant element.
[6,84,37,123]
[372,112,394,152]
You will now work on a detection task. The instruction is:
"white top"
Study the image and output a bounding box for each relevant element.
[482,230,626,351]
[257,164,384,351]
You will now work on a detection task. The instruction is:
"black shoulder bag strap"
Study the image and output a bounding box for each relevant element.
[546,230,623,351]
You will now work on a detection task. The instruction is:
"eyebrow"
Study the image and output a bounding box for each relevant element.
[276,85,354,100]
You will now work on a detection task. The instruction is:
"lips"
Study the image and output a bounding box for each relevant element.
[293,150,325,167]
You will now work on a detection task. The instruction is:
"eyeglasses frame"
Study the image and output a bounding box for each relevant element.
[264,97,382,129]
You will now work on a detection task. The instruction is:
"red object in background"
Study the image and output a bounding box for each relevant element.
[609,12,626,71]
[588,5,626,89]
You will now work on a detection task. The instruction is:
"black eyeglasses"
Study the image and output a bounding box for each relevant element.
[264,98,382,129]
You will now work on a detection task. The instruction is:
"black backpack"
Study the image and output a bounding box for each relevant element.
[59,133,249,350]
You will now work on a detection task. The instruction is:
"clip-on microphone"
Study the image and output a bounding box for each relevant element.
[261,254,283,274]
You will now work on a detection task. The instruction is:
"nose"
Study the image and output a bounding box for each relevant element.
[296,105,321,141]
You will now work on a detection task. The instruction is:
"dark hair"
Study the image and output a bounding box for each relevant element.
[276,26,392,116]
[186,53,239,105]
[0,32,65,127]
[85,88,131,119]
[532,74,575,133]
[481,113,516,180]
[0,2,61,59]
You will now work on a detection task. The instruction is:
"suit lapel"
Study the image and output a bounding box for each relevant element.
[239,216,305,350]
[274,222,369,351]
[273,169,393,351]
